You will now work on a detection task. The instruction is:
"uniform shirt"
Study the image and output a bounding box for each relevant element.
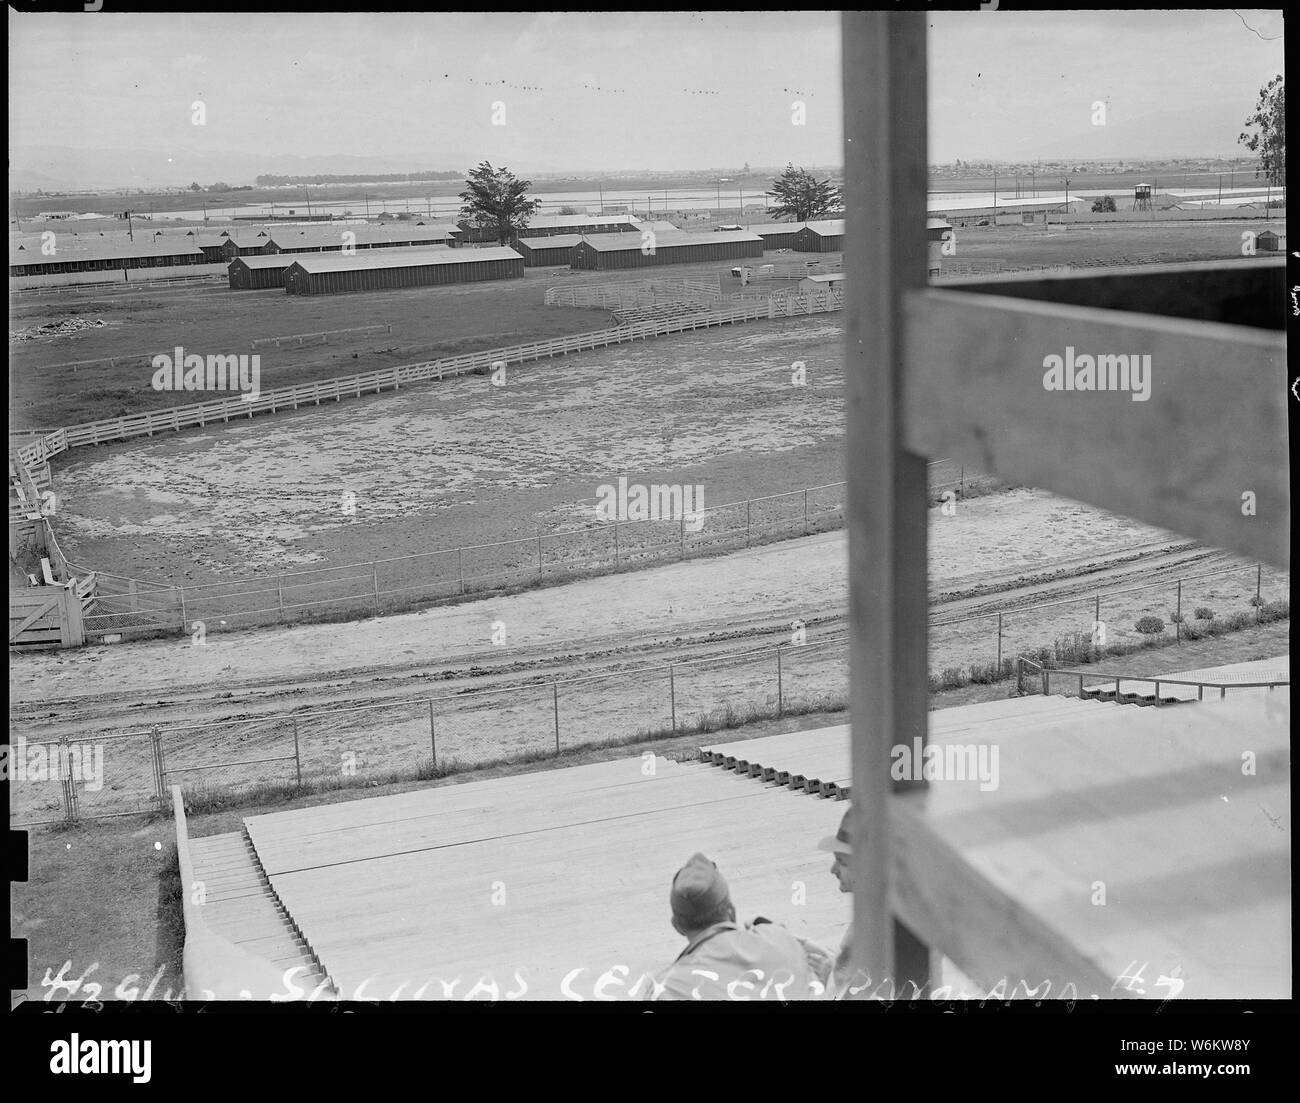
[652,921,820,1002]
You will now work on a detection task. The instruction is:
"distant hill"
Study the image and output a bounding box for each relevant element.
[9,146,469,191]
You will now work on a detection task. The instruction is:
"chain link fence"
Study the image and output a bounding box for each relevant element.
[14,549,1284,825]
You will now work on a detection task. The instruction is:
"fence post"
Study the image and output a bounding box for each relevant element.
[777,647,784,716]
[58,737,77,824]
[178,586,187,632]
[803,489,809,535]
[614,522,620,568]
[458,548,465,595]
[428,700,437,769]
[745,499,751,547]
[679,512,686,558]
[151,726,166,809]
[1094,594,1101,658]
[292,718,302,787]
[1256,564,1262,622]
[278,576,285,617]
[1016,658,1024,695]
[552,681,561,755]
[1175,580,1182,641]
[996,613,1003,673]
[959,466,964,498]
[538,533,543,574]
[669,663,677,733]
[372,561,380,614]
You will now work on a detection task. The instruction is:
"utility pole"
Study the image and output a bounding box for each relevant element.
[992,167,997,219]
[1218,174,1222,206]
[1062,177,1071,231]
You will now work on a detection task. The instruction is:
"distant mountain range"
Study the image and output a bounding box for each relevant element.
[10,146,470,192]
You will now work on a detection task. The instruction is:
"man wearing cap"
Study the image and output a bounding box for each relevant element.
[815,805,859,999]
[651,852,819,1001]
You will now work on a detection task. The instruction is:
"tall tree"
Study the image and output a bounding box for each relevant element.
[766,164,842,222]
[1238,75,1285,187]
[458,161,542,244]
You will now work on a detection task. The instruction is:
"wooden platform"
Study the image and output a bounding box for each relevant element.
[243,757,854,1000]
[700,695,1120,798]
[703,692,1290,998]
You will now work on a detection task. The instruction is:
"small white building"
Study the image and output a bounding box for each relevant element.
[797,271,845,294]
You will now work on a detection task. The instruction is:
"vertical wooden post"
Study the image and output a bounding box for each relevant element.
[843,9,933,996]
[614,522,620,568]
[679,511,686,557]
[458,548,465,595]
[278,576,285,617]
[151,726,166,809]
[669,664,677,733]
[803,488,809,535]
[997,613,1003,672]
[292,718,302,787]
[776,647,784,716]
[1256,564,1262,621]
[1176,580,1182,641]
[538,533,543,574]
[552,680,560,755]
[745,499,751,547]
[372,562,380,614]
[178,586,187,632]
[428,700,437,768]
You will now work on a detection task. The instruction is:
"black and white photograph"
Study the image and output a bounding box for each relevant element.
[5,3,1291,1065]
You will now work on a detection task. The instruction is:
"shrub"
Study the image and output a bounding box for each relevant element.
[1134,616,1164,635]
[1249,594,1265,607]
[1194,606,1215,621]
[1091,195,1117,213]
[939,666,969,689]
[1169,611,1184,624]
[1260,599,1289,622]
[1222,611,1252,630]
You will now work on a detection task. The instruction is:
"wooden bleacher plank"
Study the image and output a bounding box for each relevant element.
[902,288,1288,569]
[254,769,851,999]
[890,695,1289,998]
[247,757,743,874]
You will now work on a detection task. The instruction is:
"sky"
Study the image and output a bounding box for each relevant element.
[7,9,1286,183]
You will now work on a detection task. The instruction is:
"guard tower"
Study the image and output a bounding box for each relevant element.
[1134,182,1153,211]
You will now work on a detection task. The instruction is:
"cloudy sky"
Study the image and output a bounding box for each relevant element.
[7,9,1285,181]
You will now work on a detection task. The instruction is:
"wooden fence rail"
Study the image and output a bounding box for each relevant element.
[21,294,842,451]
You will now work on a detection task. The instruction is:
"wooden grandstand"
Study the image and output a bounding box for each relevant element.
[840,10,1287,996]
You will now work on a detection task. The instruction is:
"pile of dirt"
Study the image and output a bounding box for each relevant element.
[11,317,107,342]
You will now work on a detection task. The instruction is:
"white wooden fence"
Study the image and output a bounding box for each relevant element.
[22,295,844,450]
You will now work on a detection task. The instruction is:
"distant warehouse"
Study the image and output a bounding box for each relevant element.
[282,245,523,295]
[227,253,301,290]
[793,219,845,252]
[752,223,804,251]
[515,234,583,267]
[265,223,461,254]
[571,229,763,271]
[9,236,204,276]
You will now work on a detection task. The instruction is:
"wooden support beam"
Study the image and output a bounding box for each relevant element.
[842,9,931,995]
[941,258,1285,330]
[904,288,1289,568]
